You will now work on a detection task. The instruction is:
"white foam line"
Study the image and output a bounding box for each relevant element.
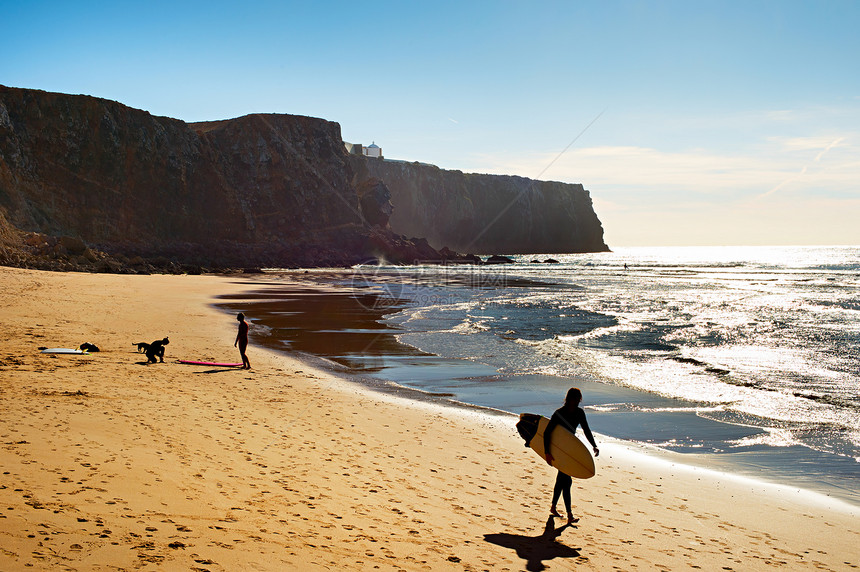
[594,436,859,516]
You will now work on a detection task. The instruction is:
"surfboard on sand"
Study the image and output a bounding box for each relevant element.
[177,360,243,367]
[41,348,89,355]
[516,413,595,479]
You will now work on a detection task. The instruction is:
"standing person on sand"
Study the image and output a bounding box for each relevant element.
[544,387,599,523]
[235,312,251,369]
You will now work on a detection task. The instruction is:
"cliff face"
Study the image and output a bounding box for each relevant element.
[0,85,381,266]
[0,85,608,270]
[351,157,608,254]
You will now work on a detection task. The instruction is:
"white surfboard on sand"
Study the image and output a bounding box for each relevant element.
[41,348,88,354]
[517,413,595,479]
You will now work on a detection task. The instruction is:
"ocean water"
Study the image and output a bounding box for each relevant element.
[224,245,860,505]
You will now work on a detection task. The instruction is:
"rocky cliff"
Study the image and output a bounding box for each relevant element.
[0,85,607,271]
[0,85,452,268]
[351,157,608,254]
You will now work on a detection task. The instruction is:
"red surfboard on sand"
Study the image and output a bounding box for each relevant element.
[177,360,243,367]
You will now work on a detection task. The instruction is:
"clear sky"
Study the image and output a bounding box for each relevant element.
[2,0,858,247]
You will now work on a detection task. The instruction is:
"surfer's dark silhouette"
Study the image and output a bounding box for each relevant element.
[235,313,251,369]
[544,387,599,523]
[145,337,169,363]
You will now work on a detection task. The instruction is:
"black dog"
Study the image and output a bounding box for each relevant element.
[143,337,169,363]
[80,342,100,352]
[133,342,149,353]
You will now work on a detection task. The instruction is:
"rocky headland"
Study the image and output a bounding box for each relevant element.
[0,85,607,272]
[350,157,608,254]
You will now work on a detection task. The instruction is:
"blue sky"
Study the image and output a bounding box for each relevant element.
[3,0,858,246]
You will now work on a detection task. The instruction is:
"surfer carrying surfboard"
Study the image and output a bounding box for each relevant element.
[544,387,599,523]
[234,313,251,369]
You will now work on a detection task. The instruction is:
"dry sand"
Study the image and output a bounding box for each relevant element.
[0,266,857,571]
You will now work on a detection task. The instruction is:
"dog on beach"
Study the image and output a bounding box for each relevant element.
[135,337,170,363]
[79,342,100,352]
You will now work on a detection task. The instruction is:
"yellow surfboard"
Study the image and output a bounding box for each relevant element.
[518,413,595,479]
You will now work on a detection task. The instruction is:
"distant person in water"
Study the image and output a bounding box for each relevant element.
[544,387,599,523]
[235,313,251,369]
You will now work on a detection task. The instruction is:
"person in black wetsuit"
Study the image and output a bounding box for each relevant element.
[234,313,251,370]
[145,337,169,364]
[544,387,599,523]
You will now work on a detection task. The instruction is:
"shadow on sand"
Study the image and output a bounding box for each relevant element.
[484,516,582,571]
[191,368,244,374]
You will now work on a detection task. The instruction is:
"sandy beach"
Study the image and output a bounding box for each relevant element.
[0,266,857,571]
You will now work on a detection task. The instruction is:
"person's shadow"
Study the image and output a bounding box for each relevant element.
[484,516,581,571]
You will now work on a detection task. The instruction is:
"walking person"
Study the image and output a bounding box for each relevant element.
[235,312,251,369]
[544,387,599,523]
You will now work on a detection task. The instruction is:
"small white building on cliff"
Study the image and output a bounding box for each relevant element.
[344,141,383,159]
[364,142,381,158]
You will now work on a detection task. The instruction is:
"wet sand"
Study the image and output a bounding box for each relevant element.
[0,266,858,571]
